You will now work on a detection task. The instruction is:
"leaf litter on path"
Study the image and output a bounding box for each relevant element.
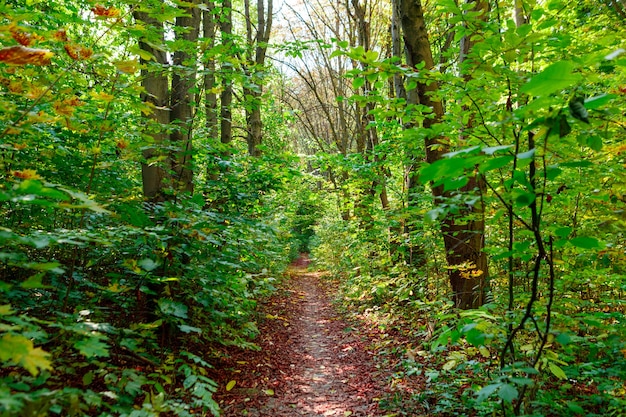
[212,262,389,416]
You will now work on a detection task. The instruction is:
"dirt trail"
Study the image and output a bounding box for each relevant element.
[214,260,386,416]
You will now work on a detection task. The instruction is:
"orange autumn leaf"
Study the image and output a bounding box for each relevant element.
[8,80,24,94]
[9,25,43,46]
[91,5,120,18]
[0,45,53,66]
[52,29,68,42]
[53,97,83,116]
[64,43,93,61]
[12,169,42,180]
[25,85,48,100]
[116,139,129,150]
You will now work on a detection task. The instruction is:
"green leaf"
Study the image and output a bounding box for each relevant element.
[419,158,467,185]
[225,380,236,391]
[566,402,585,414]
[497,383,519,403]
[465,328,486,347]
[584,93,616,109]
[554,227,572,238]
[0,304,14,315]
[586,136,602,151]
[352,77,365,90]
[158,299,189,319]
[569,236,603,249]
[521,61,581,96]
[443,176,469,192]
[548,362,567,380]
[364,50,378,62]
[16,180,69,201]
[83,370,95,386]
[482,145,513,155]
[476,383,501,403]
[21,272,51,289]
[138,258,158,272]
[479,155,514,173]
[74,337,110,358]
[444,146,481,158]
[178,324,202,334]
[513,191,536,207]
[556,332,571,345]
[517,149,535,159]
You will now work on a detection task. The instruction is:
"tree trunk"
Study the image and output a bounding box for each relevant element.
[244,0,273,157]
[398,0,443,267]
[170,0,200,195]
[204,0,218,139]
[397,0,487,308]
[134,10,169,202]
[220,0,234,145]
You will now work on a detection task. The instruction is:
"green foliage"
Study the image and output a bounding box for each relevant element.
[312,0,626,416]
[0,0,301,415]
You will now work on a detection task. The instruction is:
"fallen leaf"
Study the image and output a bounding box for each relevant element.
[226,380,236,391]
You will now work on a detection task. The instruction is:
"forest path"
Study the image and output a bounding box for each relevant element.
[213,257,387,416]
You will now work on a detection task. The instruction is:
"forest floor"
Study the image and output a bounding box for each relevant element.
[211,256,399,416]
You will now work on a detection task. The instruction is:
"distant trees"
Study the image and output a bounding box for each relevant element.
[283,0,488,308]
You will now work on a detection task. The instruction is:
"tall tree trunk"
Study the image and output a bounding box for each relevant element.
[220,0,234,145]
[204,0,218,139]
[134,10,169,202]
[449,0,489,308]
[397,0,487,308]
[244,0,273,157]
[350,0,390,217]
[398,0,442,267]
[170,0,200,195]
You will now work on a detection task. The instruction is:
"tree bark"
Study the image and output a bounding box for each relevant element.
[244,0,273,156]
[170,0,201,195]
[134,10,169,201]
[220,0,234,145]
[397,0,487,308]
[204,0,218,139]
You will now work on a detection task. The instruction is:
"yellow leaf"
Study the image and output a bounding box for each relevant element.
[442,360,457,370]
[0,334,52,376]
[0,304,14,315]
[225,380,236,391]
[114,59,138,74]
[90,91,115,102]
[22,347,52,376]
